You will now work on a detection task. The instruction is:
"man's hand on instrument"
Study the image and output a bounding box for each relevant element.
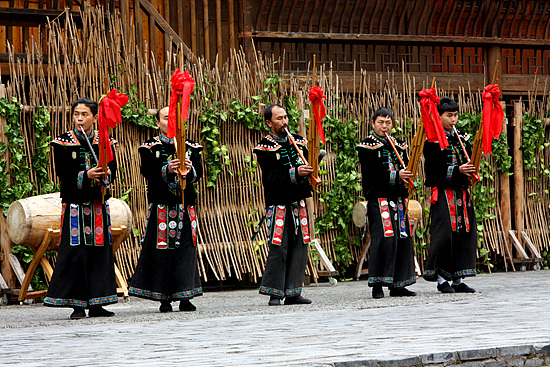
[167,159,181,174]
[87,165,106,182]
[297,165,314,177]
[399,169,413,181]
[459,162,476,177]
[179,159,193,178]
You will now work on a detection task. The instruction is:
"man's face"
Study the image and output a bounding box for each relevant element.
[440,111,459,131]
[73,104,97,136]
[372,115,393,137]
[156,106,169,136]
[266,106,289,138]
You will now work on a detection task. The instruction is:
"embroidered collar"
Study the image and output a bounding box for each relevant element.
[269,132,287,143]
[73,128,95,141]
[159,134,174,144]
[372,132,388,143]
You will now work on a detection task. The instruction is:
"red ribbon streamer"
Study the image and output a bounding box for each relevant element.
[168,69,195,139]
[419,88,448,150]
[481,84,504,154]
[308,86,327,144]
[98,88,128,165]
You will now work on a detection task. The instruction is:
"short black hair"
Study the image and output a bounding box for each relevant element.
[156,106,169,121]
[71,98,98,116]
[438,96,459,115]
[264,104,285,121]
[372,107,394,122]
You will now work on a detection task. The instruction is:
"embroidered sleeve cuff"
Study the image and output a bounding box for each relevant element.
[77,171,85,189]
[447,165,456,181]
[289,167,297,184]
[189,166,197,183]
[389,170,397,185]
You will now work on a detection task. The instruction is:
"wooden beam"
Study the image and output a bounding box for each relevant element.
[0,8,81,27]
[216,0,222,61]
[240,0,255,62]
[248,31,550,48]
[228,0,235,51]
[203,0,210,61]
[190,0,197,53]
[136,0,186,46]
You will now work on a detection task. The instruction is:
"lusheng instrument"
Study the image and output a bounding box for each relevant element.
[97,88,129,203]
[285,128,321,185]
[384,132,416,189]
[306,55,326,189]
[167,69,195,207]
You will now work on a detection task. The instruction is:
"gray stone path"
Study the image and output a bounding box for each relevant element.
[0,271,549,366]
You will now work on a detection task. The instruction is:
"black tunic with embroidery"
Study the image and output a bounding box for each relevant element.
[356,134,416,289]
[44,129,118,308]
[423,129,477,281]
[129,136,204,301]
[253,133,312,298]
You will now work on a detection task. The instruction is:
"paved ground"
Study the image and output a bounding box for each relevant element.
[0,270,549,366]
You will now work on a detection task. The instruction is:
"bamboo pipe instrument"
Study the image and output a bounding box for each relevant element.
[174,97,187,208]
[285,128,321,184]
[384,132,416,189]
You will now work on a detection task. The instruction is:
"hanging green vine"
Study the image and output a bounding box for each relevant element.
[30,106,55,195]
[0,97,32,215]
[316,108,362,273]
[120,84,158,129]
[521,114,545,172]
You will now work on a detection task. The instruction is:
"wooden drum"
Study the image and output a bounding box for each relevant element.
[6,192,133,247]
[352,199,422,227]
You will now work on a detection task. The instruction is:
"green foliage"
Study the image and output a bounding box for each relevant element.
[0,97,33,215]
[229,97,266,131]
[30,106,55,194]
[120,84,158,129]
[283,95,302,134]
[199,101,231,188]
[316,109,362,273]
[521,114,545,171]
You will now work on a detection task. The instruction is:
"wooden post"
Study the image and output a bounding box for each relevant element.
[486,45,502,85]
[119,0,130,44]
[499,106,512,263]
[216,0,222,62]
[0,83,16,289]
[190,0,197,53]
[512,101,525,255]
[240,0,255,63]
[203,0,210,61]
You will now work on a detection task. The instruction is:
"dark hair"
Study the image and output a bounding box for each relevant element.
[372,107,394,122]
[438,96,459,115]
[264,104,285,121]
[71,98,98,116]
[156,106,169,121]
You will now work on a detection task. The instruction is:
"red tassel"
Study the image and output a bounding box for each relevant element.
[481,84,504,154]
[308,86,327,144]
[168,69,195,139]
[98,88,128,165]
[419,88,448,150]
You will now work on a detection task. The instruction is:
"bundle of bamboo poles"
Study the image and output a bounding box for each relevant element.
[2,5,549,284]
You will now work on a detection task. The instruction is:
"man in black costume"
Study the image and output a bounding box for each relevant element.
[253,104,313,306]
[356,107,417,299]
[129,106,203,312]
[44,98,118,319]
[423,97,477,293]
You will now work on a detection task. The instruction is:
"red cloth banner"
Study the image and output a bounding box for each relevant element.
[308,86,327,144]
[481,84,504,154]
[419,88,448,150]
[168,69,195,139]
[98,88,128,165]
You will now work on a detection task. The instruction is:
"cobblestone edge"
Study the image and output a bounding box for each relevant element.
[324,344,550,367]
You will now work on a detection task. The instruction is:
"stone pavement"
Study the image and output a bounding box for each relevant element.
[0,271,549,366]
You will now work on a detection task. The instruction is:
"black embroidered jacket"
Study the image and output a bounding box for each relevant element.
[253,133,312,206]
[139,136,203,205]
[423,129,471,189]
[51,130,117,203]
[356,134,409,200]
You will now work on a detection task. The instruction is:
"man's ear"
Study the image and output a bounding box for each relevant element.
[265,119,273,128]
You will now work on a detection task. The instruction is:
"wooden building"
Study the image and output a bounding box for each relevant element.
[2,0,550,94]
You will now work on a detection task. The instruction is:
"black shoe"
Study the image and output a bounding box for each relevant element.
[372,285,384,299]
[268,296,282,306]
[70,308,86,320]
[452,283,476,293]
[437,282,455,293]
[389,287,417,297]
[284,295,312,305]
[159,301,173,313]
[88,307,115,317]
[179,299,197,312]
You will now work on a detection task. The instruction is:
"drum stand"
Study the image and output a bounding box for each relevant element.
[13,226,129,303]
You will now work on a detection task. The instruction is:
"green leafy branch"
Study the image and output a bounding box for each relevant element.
[30,106,55,195]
